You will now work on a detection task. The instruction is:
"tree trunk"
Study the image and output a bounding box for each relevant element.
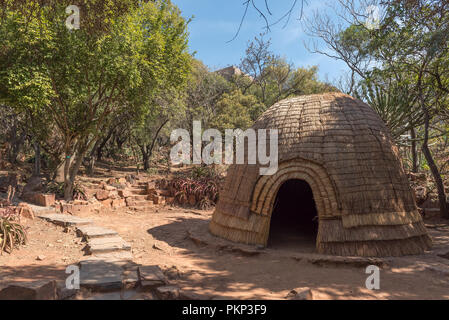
[422,109,448,219]
[410,127,418,173]
[96,128,114,161]
[33,142,41,176]
[143,153,150,171]
[140,145,149,171]
[86,156,95,175]
[86,139,101,175]
[63,150,86,201]
[63,151,74,201]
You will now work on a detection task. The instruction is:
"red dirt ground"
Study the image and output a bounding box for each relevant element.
[1,205,448,300]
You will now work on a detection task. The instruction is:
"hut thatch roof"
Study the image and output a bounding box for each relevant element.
[209,92,431,257]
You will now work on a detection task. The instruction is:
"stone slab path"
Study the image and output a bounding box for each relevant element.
[35,208,138,294]
[37,213,92,227]
[76,225,119,239]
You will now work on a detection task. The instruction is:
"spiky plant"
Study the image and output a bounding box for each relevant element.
[169,177,219,208]
[0,209,27,254]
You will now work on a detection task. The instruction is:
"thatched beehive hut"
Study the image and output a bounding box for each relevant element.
[209,92,431,257]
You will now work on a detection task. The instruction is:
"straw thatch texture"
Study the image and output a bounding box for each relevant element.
[209,92,431,257]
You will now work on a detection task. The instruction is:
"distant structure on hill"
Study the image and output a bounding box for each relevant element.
[215,65,252,81]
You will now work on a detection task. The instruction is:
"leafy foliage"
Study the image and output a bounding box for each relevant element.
[46,181,87,200]
[0,0,192,199]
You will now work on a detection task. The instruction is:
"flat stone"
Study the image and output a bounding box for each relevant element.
[79,260,124,292]
[291,253,387,268]
[76,225,119,239]
[91,251,134,262]
[425,265,449,276]
[179,290,208,300]
[285,287,314,300]
[155,285,180,300]
[128,205,153,212]
[129,188,147,195]
[95,190,110,201]
[87,236,131,255]
[138,266,167,289]
[0,280,57,300]
[57,286,78,300]
[122,269,140,289]
[87,290,139,300]
[127,195,148,201]
[37,213,92,227]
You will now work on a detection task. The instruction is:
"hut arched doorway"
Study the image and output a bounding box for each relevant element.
[267,179,318,251]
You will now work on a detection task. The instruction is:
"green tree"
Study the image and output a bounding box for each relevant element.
[239,36,337,108]
[0,0,191,199]
[210,90,264,132]
[184,60,231,131]
[306,0,449,218]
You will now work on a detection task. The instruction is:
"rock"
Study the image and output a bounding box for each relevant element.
[285,287,314,300]
[104,185,117,192]
[37,213,92,227]
[138,266,167,289]
[92,251,133,261]
[425,265,449,276]
[95,190,110,201]
[164,266,182,280]
[118,190,131,198]
[155,285,180,300]
[100,199,113,208]
[125,197,136,207]
[122,270,140,289]
[147,182,157,194]
[76,225,118,239]
[36,255,46,261]
[179,290,207,300]
[35,194,55,207]
[0,280,57,300]
[79,260,124,292]
[68,204,92,215]
[125,174,137,185]
[57,287,78,300]
[17,203,35,219]
[107,178,117,185]
[112,198,126,209]
[118,178,127,185]
[87,237,131,255]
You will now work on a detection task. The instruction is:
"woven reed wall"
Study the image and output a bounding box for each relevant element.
[209,93,431,257]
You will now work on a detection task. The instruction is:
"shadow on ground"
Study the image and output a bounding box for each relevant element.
[147,217,449,300]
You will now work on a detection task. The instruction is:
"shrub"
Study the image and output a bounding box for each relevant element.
[46,181,87,200]
[0,209,27,254]
[170,177,219,209]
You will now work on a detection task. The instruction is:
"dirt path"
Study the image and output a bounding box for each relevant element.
[72,207,449,299]
[0,218,84,288]
[1,205,449,300]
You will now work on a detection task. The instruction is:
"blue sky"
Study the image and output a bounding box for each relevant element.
[173,0,351,84]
